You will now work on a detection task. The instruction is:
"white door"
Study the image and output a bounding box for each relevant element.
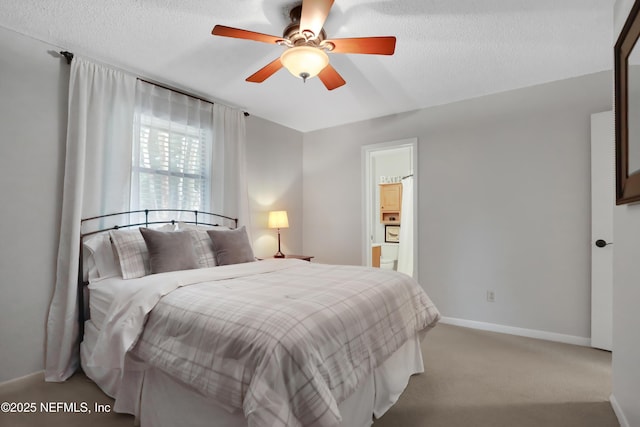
[590,111,614,351]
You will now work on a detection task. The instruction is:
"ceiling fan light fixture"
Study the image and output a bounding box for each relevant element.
[280,46,329,81]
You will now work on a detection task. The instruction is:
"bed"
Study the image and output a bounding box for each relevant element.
[78,210,440,427]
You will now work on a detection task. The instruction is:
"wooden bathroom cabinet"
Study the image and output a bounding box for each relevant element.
[380,183,402,224]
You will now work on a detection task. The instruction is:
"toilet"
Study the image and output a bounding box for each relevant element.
[379,243,399,270]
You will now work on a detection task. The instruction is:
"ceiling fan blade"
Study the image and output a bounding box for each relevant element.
[317,64,345,90]
[212,25,282,44]
[325,36,396,55]
[246,58,284,83]
[300,0,335,39]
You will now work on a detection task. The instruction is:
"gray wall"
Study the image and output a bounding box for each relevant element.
[246,116,304,259]
[612,2,640,426]
[0,26,67,382]
[303,71,612,339]
[0,27,303,383]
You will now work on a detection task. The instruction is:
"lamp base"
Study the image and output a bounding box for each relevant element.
[274,228,285,258]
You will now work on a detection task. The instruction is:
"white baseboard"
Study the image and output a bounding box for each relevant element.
[439,317,591,347]
[609,394,630,427]
[0,370,44,389]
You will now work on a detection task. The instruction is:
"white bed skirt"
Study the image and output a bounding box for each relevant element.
[81,320,426,427]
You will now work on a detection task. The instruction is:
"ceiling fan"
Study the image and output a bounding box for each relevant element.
[211,0,396,90]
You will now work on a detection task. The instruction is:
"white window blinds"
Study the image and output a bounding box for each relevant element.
[131,81,214,222]
[133,114,209,210]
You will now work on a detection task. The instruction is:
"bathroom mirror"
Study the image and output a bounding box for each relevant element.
[615,0,640,204]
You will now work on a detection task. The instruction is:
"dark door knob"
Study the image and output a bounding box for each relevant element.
[595,239,611,248]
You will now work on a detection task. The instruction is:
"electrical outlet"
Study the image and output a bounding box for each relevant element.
[486,291,495,302]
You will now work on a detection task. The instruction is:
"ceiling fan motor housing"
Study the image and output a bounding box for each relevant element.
[282,4,328,48]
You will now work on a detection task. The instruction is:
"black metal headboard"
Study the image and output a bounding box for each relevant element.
[78,209,238,334]
[80,209,238,238]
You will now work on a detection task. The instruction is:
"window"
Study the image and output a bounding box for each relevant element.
[131,113,211,217]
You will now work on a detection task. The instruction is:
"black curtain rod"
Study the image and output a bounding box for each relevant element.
[60,51,74,64]
[58,51,249,117]
[136,78,249,117]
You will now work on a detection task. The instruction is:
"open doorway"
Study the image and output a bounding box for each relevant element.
[362,138,418,279]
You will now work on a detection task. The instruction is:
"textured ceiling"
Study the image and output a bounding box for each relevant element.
[0,0,614,132]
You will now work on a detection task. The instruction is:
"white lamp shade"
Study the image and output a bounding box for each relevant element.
[280,46,329,80]
[268,210,289,229]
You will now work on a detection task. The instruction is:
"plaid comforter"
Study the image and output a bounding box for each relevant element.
[90,259,440,427]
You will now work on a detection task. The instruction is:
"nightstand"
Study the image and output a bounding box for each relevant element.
[283,255,314,262]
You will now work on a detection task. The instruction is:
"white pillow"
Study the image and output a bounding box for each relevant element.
[83,232,120,280]
[82,248,98,282]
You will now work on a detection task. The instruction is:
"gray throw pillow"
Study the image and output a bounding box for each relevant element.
[140,228,199,274]
[206,226,255,266]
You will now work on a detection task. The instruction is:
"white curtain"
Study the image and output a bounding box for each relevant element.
[45,57,136,381]
[396,176,414,277]
[211,104,250,229]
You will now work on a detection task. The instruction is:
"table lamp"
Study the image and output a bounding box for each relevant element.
[268,210,289,258]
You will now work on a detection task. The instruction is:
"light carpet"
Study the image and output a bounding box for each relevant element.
[0,324,617,427]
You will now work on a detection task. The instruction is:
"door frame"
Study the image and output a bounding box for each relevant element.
[590,111,614,351]
[361,138,418,279]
